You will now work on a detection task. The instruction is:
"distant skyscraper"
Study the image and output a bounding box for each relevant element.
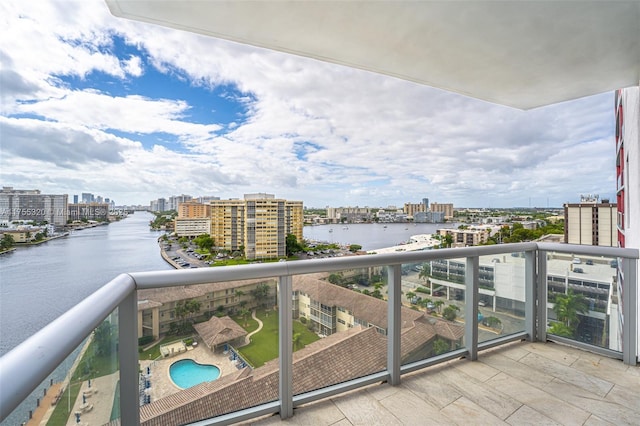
[81,192,94,203]
[73,194,78,204]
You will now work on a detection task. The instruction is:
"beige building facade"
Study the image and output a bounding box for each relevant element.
[174,217,212,237]
[430,202,454,220]
[564,199,617,246]
[209,194,303,259]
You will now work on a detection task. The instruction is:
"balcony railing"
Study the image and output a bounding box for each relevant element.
[1,242,637,425]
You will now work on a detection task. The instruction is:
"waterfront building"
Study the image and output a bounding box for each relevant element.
[174,217,211,237]
[149,198,166,212]
[67,203,110,222]
[564,195,617,246]
[326,206,372,223]
[414,210,445,223]
[0,187,68,227]
[403,202,426,218]
[430,202,454,220]
[437,227,490,247]
[209,194,303,259]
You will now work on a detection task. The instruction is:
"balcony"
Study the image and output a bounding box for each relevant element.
[0,242,637,425]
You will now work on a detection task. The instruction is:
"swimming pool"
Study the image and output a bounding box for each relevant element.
[169,359,220,389]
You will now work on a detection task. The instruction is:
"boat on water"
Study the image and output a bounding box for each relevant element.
[329,228,333,233]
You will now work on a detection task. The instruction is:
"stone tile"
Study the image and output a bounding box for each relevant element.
[452,358,501,382]
[545,378,639,425]
[378,387,452,425]
[331,388,402,425]
[480,352,555,389]
[505,405,561,426]
[439,396,507,425]
[571,357,638,390]
[438,367,521,420]
[583,414,617,426]
[364,381,401,401]
[401,368,462,409]
[605,384,640,413]
[522,342,579,366]
[519,352,613,397]
[485,372,590,426]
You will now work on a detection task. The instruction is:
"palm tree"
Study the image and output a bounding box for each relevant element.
[240,308,251,327]
[434,300,444,314]
[552,290,589,331]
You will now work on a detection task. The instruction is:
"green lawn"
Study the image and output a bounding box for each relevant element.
[233,309,320,367]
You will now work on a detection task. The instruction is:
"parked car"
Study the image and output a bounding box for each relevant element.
[478,300,487,307]
[586,259,593,265]
[572,257,581,264]
[573,267,584,273]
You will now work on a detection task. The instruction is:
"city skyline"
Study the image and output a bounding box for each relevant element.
[1,0,616,209]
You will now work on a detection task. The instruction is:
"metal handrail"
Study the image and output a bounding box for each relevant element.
[1,242,637,423]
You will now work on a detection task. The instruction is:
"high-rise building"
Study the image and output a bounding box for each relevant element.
[177,201,211,218]
[0,187,68,227]
[430,202,454,220]
[209,194,303,259]
[167,194,193,211]
[403,202,426,217]
[73,195,78,204]
[81,192,94,203]
[564,195,617,246]
[615,86,639,354]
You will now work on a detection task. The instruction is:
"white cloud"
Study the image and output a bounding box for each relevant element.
[0,0,617,208]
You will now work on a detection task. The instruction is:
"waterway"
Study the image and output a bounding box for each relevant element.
[303,222,457,251]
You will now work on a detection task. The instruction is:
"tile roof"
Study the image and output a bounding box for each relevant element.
[292,273,423,329]
[137,277,274,309]
[193,315,248,348]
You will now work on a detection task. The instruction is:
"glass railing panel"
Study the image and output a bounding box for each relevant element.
[2,309,120,426]
[400,260,466,364]
[545,252,620,352]
[292,267,387,396]
[137,279,280,424]
[478,253,526,344]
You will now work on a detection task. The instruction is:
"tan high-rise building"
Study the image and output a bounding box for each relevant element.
[430,202,454,220]
[209,194,303,259]
[564,196,617,247]
[178,201,211,218]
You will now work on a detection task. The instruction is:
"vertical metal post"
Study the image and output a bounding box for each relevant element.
[118,289,140,426]
[537,250,548,342]
[465,256,479,361]
[278,275,293,418]
[622,258,638,365]
[524,250,537,342]
[386,265,402,386]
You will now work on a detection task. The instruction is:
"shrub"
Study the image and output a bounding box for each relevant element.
[299,316,307,324]
[184,338,194,346]
[138,335,154,346]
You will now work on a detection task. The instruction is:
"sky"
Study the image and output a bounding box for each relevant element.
[0,1,616,209]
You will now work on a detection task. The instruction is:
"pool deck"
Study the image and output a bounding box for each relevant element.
[140,345,241,402]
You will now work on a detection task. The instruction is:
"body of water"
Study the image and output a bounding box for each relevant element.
[0,212,172,356]
[303,222,457,251]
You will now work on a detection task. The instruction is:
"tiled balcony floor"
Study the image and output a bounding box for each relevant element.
[246,341,640,425]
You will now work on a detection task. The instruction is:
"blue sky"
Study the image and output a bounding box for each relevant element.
[1,0,616,208]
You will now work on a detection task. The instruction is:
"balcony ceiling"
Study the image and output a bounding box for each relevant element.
[105,1,640,110]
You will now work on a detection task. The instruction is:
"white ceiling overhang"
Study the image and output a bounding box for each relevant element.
[105,0,639,109]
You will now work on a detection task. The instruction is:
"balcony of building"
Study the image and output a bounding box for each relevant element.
[0,242,637,425]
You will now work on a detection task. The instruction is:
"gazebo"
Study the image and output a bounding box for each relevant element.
[193,316,248,351]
